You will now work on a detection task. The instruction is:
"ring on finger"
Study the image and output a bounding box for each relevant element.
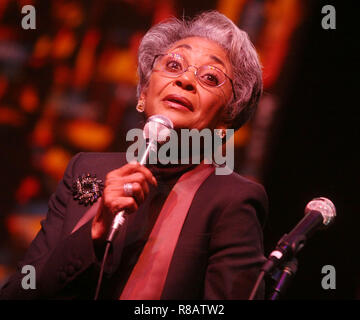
[123,182,134,197]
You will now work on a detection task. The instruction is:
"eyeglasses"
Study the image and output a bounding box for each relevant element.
[151,53,236,100]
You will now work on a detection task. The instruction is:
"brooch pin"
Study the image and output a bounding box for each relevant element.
[72,173,104,206]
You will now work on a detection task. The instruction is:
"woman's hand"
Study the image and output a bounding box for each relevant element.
[91,161,157,241]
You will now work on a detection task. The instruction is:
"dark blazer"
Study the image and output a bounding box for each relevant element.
[0,152,268,300]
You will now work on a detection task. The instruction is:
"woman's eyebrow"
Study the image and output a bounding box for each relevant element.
[173,44,226,68]
[173,44,192,50]
[208,55,225,68]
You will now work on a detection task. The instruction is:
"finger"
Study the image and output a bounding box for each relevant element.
[108,197,138,216]
[103,177,149,201]
[109,162,157,187]
[110,161,142,176]
[127,182,145,204]
[136,164,158,187]
[124,172,151,195]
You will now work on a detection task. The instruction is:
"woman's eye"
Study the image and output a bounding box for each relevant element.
[202,73,220,86]
[165,60,182,72]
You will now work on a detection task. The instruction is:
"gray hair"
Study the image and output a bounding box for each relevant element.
[137,10,263,130]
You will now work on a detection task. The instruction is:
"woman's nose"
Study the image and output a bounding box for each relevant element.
[174,68,197,92]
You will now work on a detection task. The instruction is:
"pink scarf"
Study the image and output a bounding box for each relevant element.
[119,163,214,299]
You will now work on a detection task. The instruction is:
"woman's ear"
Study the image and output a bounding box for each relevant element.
[136,92,147,113]
[215,124,227,139]
[139,90,146,100]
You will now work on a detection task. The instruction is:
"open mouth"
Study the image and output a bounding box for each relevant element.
[163,94,194,111]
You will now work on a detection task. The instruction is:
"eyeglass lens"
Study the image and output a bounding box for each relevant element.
[155,54,227,87]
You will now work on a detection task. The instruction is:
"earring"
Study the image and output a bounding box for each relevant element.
[136,100,145,113]
[216,129,226,139]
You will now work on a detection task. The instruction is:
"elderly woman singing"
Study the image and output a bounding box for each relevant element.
[0,10,267,300]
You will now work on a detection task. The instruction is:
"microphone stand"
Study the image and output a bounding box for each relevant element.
[249,256,298,300]
[269,257,298,300]
[249,197,336,300]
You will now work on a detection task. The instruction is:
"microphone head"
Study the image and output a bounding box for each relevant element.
[143,115,174,143]
[305,197,336,226]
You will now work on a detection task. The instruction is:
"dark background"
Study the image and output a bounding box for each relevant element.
[262,0,359,299]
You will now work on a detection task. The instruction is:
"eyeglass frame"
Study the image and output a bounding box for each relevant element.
[151,53,237,101]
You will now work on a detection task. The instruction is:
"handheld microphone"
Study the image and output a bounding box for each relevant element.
[262,197,336,274]
[106,115,173,243]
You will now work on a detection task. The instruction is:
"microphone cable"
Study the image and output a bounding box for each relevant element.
[94,241,111,300]
[248,270,266,300]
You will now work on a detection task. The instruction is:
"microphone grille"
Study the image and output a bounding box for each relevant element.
[305,197,336,226]
[143,115,174,142]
